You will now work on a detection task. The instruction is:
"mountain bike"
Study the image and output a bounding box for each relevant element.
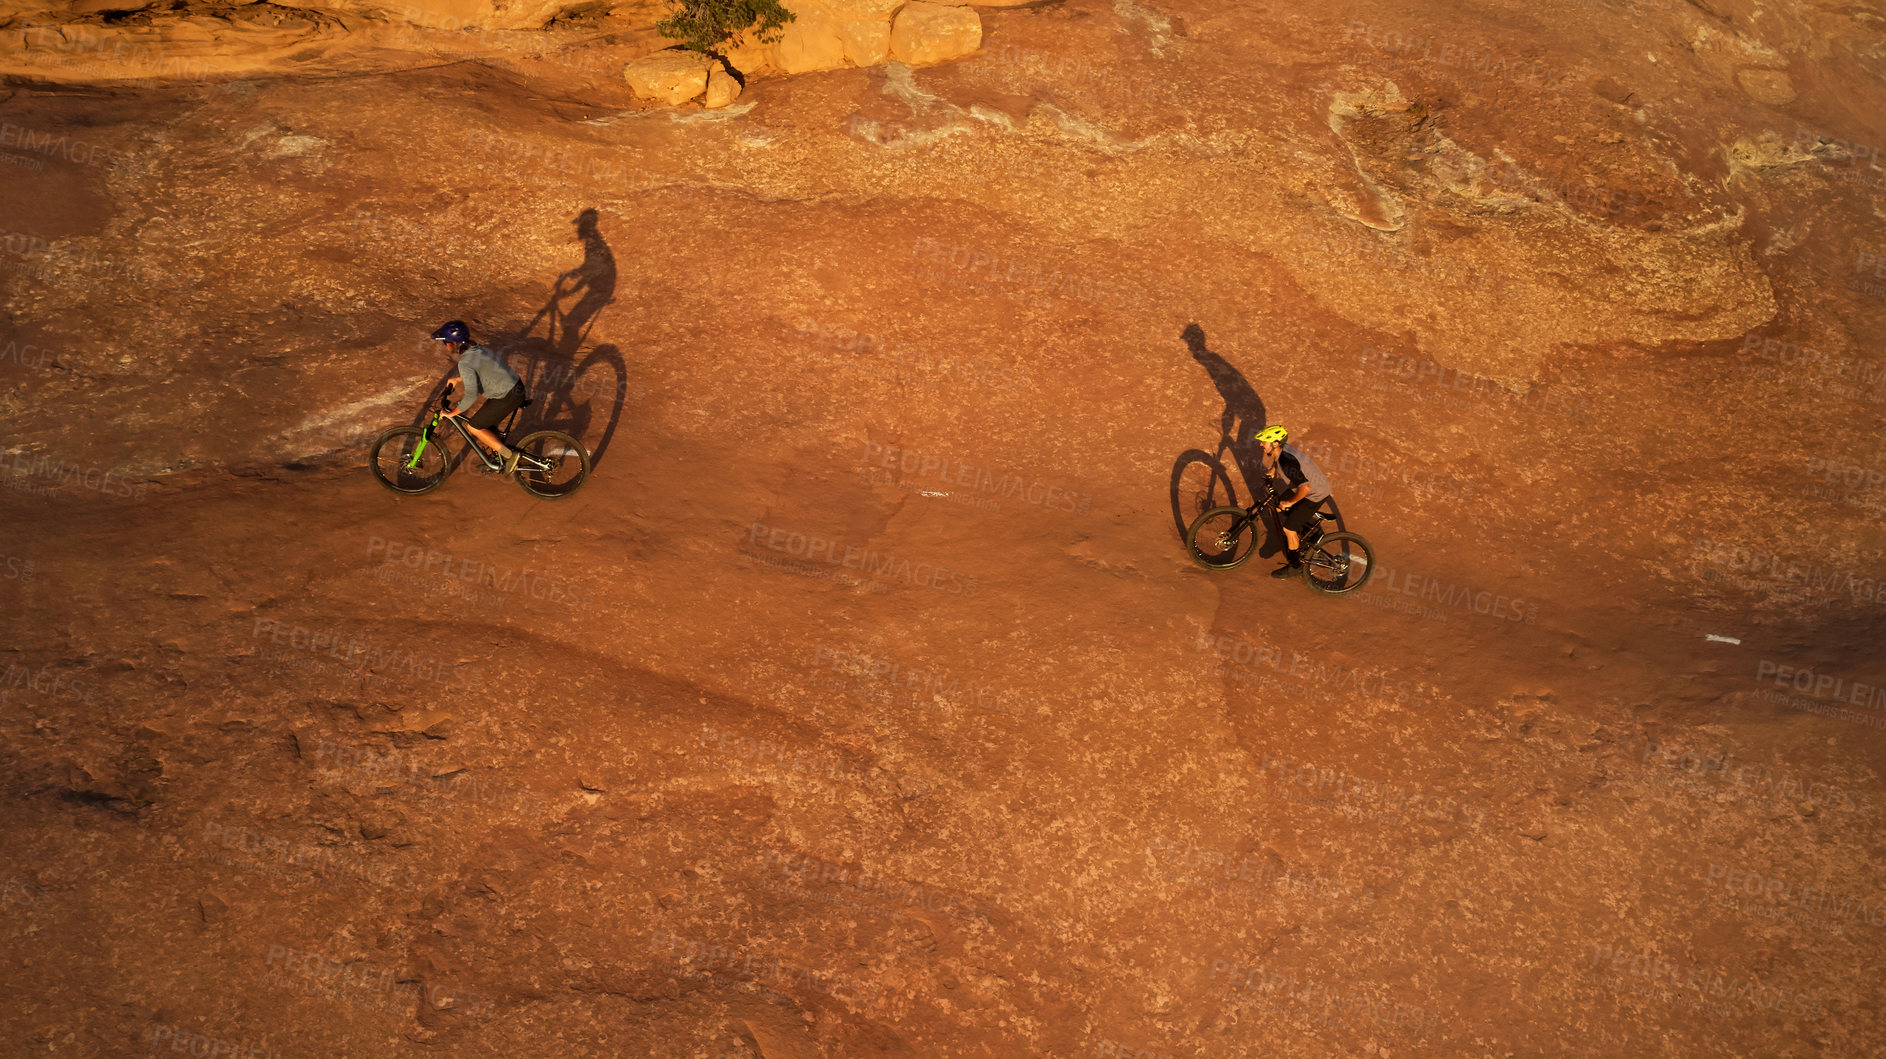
[1185,485,1375,595]
[368,393,590,499]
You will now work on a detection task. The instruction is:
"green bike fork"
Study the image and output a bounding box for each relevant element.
[405,420,435,470]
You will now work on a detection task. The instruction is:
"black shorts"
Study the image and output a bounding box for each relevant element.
[467,386,526,430]
[1280,497,1330,534]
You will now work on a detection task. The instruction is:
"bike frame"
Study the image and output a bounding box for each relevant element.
[1225,483,1281,536]
[405,405,549,475]
[1217,484,1334,555]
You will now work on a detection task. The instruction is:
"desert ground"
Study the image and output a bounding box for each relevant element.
[2,0,1885,1055]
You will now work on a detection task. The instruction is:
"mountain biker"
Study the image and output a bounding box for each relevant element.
[430,321,526,475]
[1253,425,1333,579]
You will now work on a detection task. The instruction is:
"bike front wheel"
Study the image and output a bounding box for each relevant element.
[1186,506,1260,570]
[1302,531,1375,595]
[368,426,450,495]
[512,430,591,499]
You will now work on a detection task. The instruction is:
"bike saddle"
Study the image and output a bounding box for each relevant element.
[1314,512,1337,522]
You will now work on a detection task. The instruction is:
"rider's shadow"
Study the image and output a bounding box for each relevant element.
[487,209,631,469]
[528,207,617,355]
[1169,323,1346,560]
[1183,322,1267,490]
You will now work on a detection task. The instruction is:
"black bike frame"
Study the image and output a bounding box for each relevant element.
[1234,484,1336,545]
[416,397,552,475]
[427,412,510,472]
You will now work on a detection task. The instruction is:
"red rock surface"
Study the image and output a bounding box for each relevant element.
[3,0,1885,1056]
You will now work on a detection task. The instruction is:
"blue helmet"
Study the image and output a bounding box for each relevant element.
[430,320,470,344]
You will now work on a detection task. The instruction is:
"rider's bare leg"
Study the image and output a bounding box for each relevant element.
[464,423,514,459]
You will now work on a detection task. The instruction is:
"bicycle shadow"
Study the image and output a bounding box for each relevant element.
[413,207,628,472]
[1169,323,1346,561]
[503,208,625,468]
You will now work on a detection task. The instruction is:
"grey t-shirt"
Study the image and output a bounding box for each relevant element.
[455,343,521,412]
[1269,443,1332,503]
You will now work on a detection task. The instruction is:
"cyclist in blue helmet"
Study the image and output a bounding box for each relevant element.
[430,320,527,475]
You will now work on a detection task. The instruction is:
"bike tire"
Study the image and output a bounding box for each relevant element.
[1302,531,1375,595]
[1186,506,1260,570]
[368,425,450,495]
[512,430,591,499]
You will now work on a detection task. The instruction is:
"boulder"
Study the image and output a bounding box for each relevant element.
[720,27,779,78]
[772,0,848,74]
[704,64,743,108]
[623,50,711,105]
[767,0,906,71]
[890,2,981,65]
[835,18,893,66]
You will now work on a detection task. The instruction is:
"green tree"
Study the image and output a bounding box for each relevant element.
[657,0,797,55]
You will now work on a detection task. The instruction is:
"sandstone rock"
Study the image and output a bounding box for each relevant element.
[2,9,344,86]
[277,0,569,32]
[918,0,1037,5]
[835,18,893,66]
[891,2,981,65]
[772,0,847,74]
[704,64,743,108]
[750,0,906,73]
[818,0,909,16]
[623,50,711,105]
[721,28,779,78]
[197,894,228,925]
[1736,68,1796,106]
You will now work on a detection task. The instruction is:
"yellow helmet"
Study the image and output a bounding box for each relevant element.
[1253,425,1288,445]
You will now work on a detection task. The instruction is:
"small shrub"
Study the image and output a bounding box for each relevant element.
[657,0,796,55]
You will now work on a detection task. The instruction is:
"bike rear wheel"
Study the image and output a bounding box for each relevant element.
[512,430,590,499]
[1302,531,1375,595]
[1186,506,1260,570]
[368,426,450,495]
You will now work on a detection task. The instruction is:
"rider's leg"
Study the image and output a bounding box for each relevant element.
[461,388,526,468]
[1278,505,1307,563]
[1270,519,1305,578]
[463,423,514,461]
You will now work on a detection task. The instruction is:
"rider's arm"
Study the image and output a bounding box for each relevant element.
[453,350,484,414]
[444,393,486,419]
[1277,483,1310,507]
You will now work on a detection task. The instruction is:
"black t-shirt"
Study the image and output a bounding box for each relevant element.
[1268,445,1332,502]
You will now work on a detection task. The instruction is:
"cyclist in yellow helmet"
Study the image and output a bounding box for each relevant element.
[1254,425,1333,579]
